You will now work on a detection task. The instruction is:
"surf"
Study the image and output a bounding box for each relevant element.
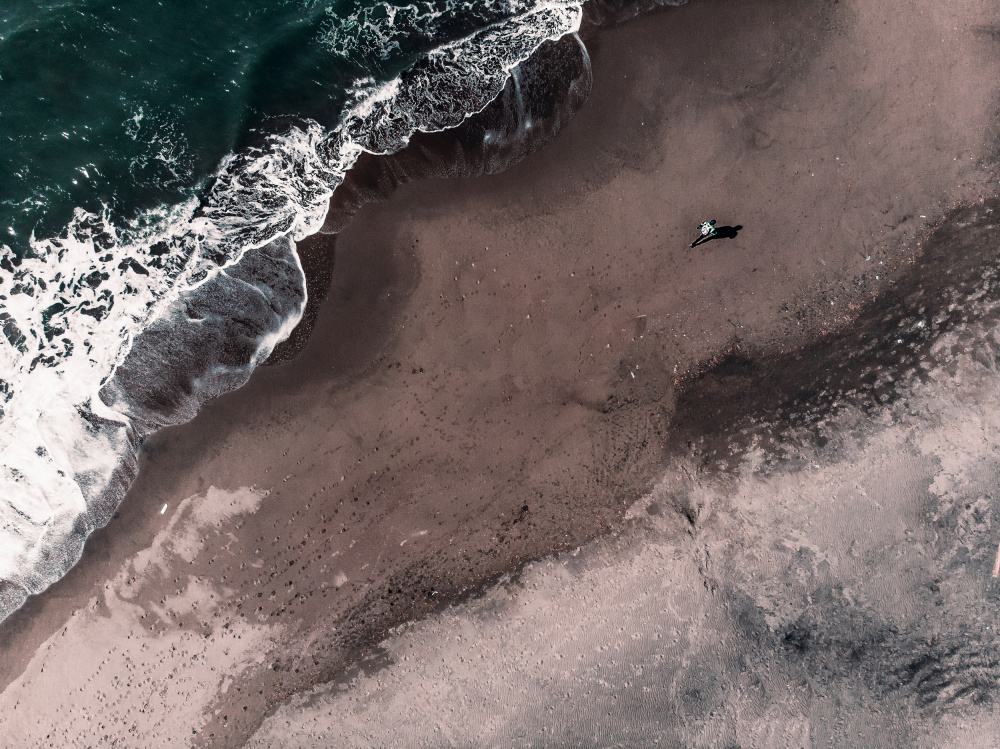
[0,0,588,621]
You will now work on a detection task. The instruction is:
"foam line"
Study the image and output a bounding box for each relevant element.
[0,0,587,622]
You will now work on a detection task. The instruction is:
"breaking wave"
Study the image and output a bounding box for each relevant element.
[0,0,588,621]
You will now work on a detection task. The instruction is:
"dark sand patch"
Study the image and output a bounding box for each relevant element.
[672,196,1000,472]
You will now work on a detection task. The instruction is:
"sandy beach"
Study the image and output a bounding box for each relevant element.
[3,0,1000,745]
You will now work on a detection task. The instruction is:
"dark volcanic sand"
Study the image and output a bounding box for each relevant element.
[3,0,1000,745]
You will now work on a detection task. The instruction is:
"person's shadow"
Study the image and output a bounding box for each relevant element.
[690,224,742,248]
[713,224,742,240]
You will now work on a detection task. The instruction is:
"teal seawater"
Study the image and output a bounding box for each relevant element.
[0,0,523,255]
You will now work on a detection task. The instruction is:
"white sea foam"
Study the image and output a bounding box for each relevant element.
[0,0,585,620]
[322,0,554,62]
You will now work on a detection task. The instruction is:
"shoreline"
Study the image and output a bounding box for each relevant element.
[3,0,1000,744]
[0,0,587,622]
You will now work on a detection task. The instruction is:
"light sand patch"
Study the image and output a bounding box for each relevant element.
[0,486,281,747]
[248,326,1000,747]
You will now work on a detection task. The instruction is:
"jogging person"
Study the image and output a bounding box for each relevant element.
[690,219,718,247]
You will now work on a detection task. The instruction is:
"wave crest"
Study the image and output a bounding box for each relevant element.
[0,0,583,621]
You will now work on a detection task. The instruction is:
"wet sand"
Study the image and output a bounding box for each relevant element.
[3,0,1000,745]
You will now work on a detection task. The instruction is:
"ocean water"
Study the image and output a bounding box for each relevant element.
[0,0,677,620]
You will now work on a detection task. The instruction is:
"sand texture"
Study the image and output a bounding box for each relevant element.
[3,0,1000,745]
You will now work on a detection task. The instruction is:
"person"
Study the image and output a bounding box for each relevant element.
[690,219,717,247]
